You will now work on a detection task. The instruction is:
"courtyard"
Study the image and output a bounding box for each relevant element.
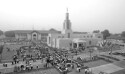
[0,41,125,74]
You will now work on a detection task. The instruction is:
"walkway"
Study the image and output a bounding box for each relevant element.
[0,60,46,73]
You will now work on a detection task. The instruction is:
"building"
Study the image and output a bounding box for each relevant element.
[14,29,60,42]
[106,34,125,46]
[47,9,103,49]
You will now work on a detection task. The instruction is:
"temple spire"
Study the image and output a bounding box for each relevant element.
[66,8,69,20]
[32,24,34,31]
[67,8,68,13]
[62,8,72,35]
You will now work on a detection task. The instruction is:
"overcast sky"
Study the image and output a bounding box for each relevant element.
[0,0,125,33]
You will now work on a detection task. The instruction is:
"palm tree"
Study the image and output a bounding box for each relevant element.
[110,44,114,57]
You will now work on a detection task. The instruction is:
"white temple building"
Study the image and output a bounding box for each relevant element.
[47,9,103,49]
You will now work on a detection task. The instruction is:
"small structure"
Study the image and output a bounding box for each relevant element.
[72,38,86,49]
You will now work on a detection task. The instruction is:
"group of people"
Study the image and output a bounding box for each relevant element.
[12,55,19,65]
[10,44,48,72]
[5,41,92,74]
[47,48,86,74]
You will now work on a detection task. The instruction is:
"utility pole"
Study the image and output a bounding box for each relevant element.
[110,44,114,57]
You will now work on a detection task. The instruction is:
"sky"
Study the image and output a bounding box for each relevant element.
[0,0,125,33]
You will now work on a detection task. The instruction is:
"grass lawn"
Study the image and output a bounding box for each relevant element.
[111,69,125,74]
[1,44,26,62]
[1,44,42,63]
[85,60,110,68]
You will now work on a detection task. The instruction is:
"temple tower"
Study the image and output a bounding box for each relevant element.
[62,8,72,38]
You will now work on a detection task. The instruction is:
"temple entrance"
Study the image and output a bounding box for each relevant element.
[72,39,86,50]
[33,34,37,40]
[32,32,38,41]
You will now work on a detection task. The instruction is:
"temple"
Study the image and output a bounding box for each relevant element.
[47,9,103,49]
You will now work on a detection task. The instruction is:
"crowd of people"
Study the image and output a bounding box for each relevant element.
[1,41,93,74]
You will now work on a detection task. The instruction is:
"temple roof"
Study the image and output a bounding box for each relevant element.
[13,29,61,34]
[73,32,88,34]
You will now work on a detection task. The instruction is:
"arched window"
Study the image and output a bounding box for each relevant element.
[68,33,70,38]
[33,34,36,37]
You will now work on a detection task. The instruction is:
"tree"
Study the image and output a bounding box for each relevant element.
[101,29,110,39]
[121,31,125,37]
[0,45,4,62]
[93,30,100,33]
[4,31,15,37]
[0,45,4,54]
[0,30,3,35]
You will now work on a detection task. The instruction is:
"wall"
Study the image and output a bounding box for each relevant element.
[56,38,72,49]
[27,33,31,40]
[47,33,62,47]
[72,33,94,39]
[15,34,19,39]
[47,32,103,48]
[93,33,103,39]
[84,38,100,46]
[15,33,27,40]
[38,33,41,40]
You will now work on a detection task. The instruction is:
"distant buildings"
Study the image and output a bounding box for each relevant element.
[14,29,59,42]
[106,34,125,45]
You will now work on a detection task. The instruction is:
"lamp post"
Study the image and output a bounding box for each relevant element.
[110,44,114,57]
[88,47,94,74]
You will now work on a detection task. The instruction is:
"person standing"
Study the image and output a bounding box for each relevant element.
[77,66,81,72]
[76,64,81,72]
[72,64,74,69]
[85,68,87,74]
